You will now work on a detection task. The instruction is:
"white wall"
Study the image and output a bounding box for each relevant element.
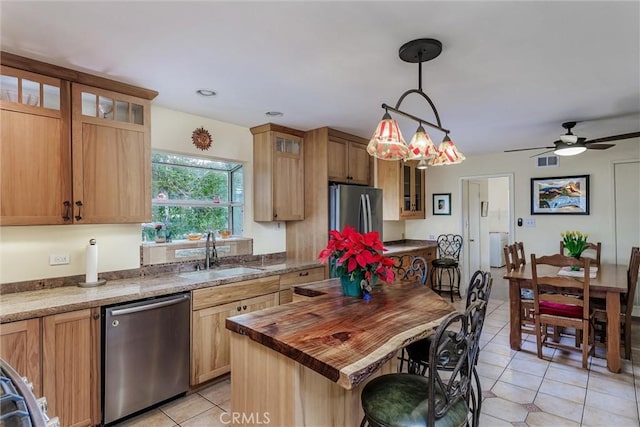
[488,177,510,233]
[0,106,286,284]
[405,139,640,265]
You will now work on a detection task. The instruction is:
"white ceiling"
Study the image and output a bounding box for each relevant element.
[2,1,639,156]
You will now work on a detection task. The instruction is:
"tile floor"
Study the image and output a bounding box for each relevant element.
[116,267,640,426]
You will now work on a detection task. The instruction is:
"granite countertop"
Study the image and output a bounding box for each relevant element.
[225,278,455,390]
[0,260,322,323]
[383,240,437,255]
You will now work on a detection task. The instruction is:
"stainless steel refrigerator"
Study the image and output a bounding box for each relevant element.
[329,183,383,239]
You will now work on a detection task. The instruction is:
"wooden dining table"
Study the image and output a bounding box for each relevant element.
[504,262,628,373]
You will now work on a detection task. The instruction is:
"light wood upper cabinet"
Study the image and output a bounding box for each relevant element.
[0,318,41,397]
[71,83,151,223]
[0,66,72,225]
[376,159,425,220]
[251,123,305,221]
[327,137,371,185]
[0,54,156,226]
[43,308,100,427]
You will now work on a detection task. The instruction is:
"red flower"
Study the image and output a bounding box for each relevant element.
[318,225,395,286]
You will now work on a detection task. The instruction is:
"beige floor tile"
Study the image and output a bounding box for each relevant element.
[180,406,228,427]
[490,381,536,404]
[477,374,498,392]
[480,396,529,422]
[538,378,586,404]
[198,378,231,406]
[475,361,506,380]
[478,350,512,368]
[534,392,584,423]
[525,410,580,427]
[498,368,544,391]
[478,412,513,426]
[482,324,504,335]
[507,357,549,377]
[544,365,588,388]
[589,364,636,385]
[217,399,231,412]
[587,372,637,400]
[114,408,177,427]
[584,389,639,420]
[482,342,517,358]
[160,393,214,424]
[582,405,640,427]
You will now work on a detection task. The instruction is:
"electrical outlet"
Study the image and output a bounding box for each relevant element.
[524,218,536,228]
[49,254,70,265]
[428,234,436,240]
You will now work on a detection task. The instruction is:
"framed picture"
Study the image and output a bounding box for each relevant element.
[433,193,451,215]
[530,175,589,215]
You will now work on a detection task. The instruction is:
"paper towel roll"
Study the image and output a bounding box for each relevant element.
[86,239,98,283]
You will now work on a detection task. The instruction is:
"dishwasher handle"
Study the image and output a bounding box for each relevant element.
[109,294,189,317]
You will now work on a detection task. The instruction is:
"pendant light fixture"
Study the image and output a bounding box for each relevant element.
[367,38,464,166]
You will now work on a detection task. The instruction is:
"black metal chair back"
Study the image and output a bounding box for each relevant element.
[436,234,463,261]
[388,255,428,285]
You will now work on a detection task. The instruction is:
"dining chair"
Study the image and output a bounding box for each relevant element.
[430,234,463,301]
[560,240,602,267]
[399,270,492,427]
[361,301,486,427]
[593,246,640,359]
[531,253,594,368]
[504,244,535,335]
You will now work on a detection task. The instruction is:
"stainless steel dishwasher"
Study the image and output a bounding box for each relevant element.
[102,293,190,425]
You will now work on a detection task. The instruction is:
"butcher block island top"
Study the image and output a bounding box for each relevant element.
[225,278,456,390]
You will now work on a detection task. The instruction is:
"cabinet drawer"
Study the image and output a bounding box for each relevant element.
[193,276,280,310]
[279,267,325,290]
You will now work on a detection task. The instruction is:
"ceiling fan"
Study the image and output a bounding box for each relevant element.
[504,121,640,157]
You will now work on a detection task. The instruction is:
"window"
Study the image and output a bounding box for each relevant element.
[144,151,244,241]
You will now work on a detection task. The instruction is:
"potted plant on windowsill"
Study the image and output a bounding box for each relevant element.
[318,226,395,299]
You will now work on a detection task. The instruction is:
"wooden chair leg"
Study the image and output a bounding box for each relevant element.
[536,320,543,360]
[582,320,588,369]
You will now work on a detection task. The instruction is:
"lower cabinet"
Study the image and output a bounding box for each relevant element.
[279,267,325,305]
[43,308,101,427]
[191,276,280,386]
[0,318,41,396]
[0,309,101,427]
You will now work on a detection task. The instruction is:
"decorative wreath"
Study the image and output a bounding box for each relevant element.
[192,127,212,150]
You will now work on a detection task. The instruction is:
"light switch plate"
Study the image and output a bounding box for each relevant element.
[524,218,536,228]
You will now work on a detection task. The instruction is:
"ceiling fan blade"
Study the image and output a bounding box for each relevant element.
[585,132,640,144]
[504,146,554,153]
[586,143,615,150]
[529,149,555,158]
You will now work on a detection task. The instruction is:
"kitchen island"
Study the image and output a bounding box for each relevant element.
[226,278,455,426]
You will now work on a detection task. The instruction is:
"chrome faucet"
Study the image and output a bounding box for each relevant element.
[205,231,218,269]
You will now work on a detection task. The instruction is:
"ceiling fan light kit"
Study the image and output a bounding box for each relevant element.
[367,38,464,166]
[504,120,640,157]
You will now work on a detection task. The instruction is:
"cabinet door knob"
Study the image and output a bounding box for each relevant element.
[237,306,242,312]
[93,313,100,320]
[242,305,247,310]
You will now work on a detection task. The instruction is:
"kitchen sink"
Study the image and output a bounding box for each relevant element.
[178,267,264,281]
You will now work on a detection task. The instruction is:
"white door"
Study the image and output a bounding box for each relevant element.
[468,181,481,276]
[613,161,640,314]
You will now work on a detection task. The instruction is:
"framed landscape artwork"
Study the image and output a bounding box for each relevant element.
[530,175,589,215]
[433,193,451,215]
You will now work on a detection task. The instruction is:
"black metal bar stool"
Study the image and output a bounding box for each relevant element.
[360,300,487,427]
[430,234,463,302]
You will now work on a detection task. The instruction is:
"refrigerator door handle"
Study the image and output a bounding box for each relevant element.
[360,194,369,233]
[365,194,373,233]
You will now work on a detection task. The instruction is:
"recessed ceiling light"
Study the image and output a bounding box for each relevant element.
[196,89,217,97]
[265,111,283,117]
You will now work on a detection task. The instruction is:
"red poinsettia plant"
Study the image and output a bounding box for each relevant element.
[318,226,396,286]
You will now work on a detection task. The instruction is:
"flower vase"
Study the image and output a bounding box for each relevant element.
[340,274,364,297]
[154,229,166,243]
[570,253,582,271]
